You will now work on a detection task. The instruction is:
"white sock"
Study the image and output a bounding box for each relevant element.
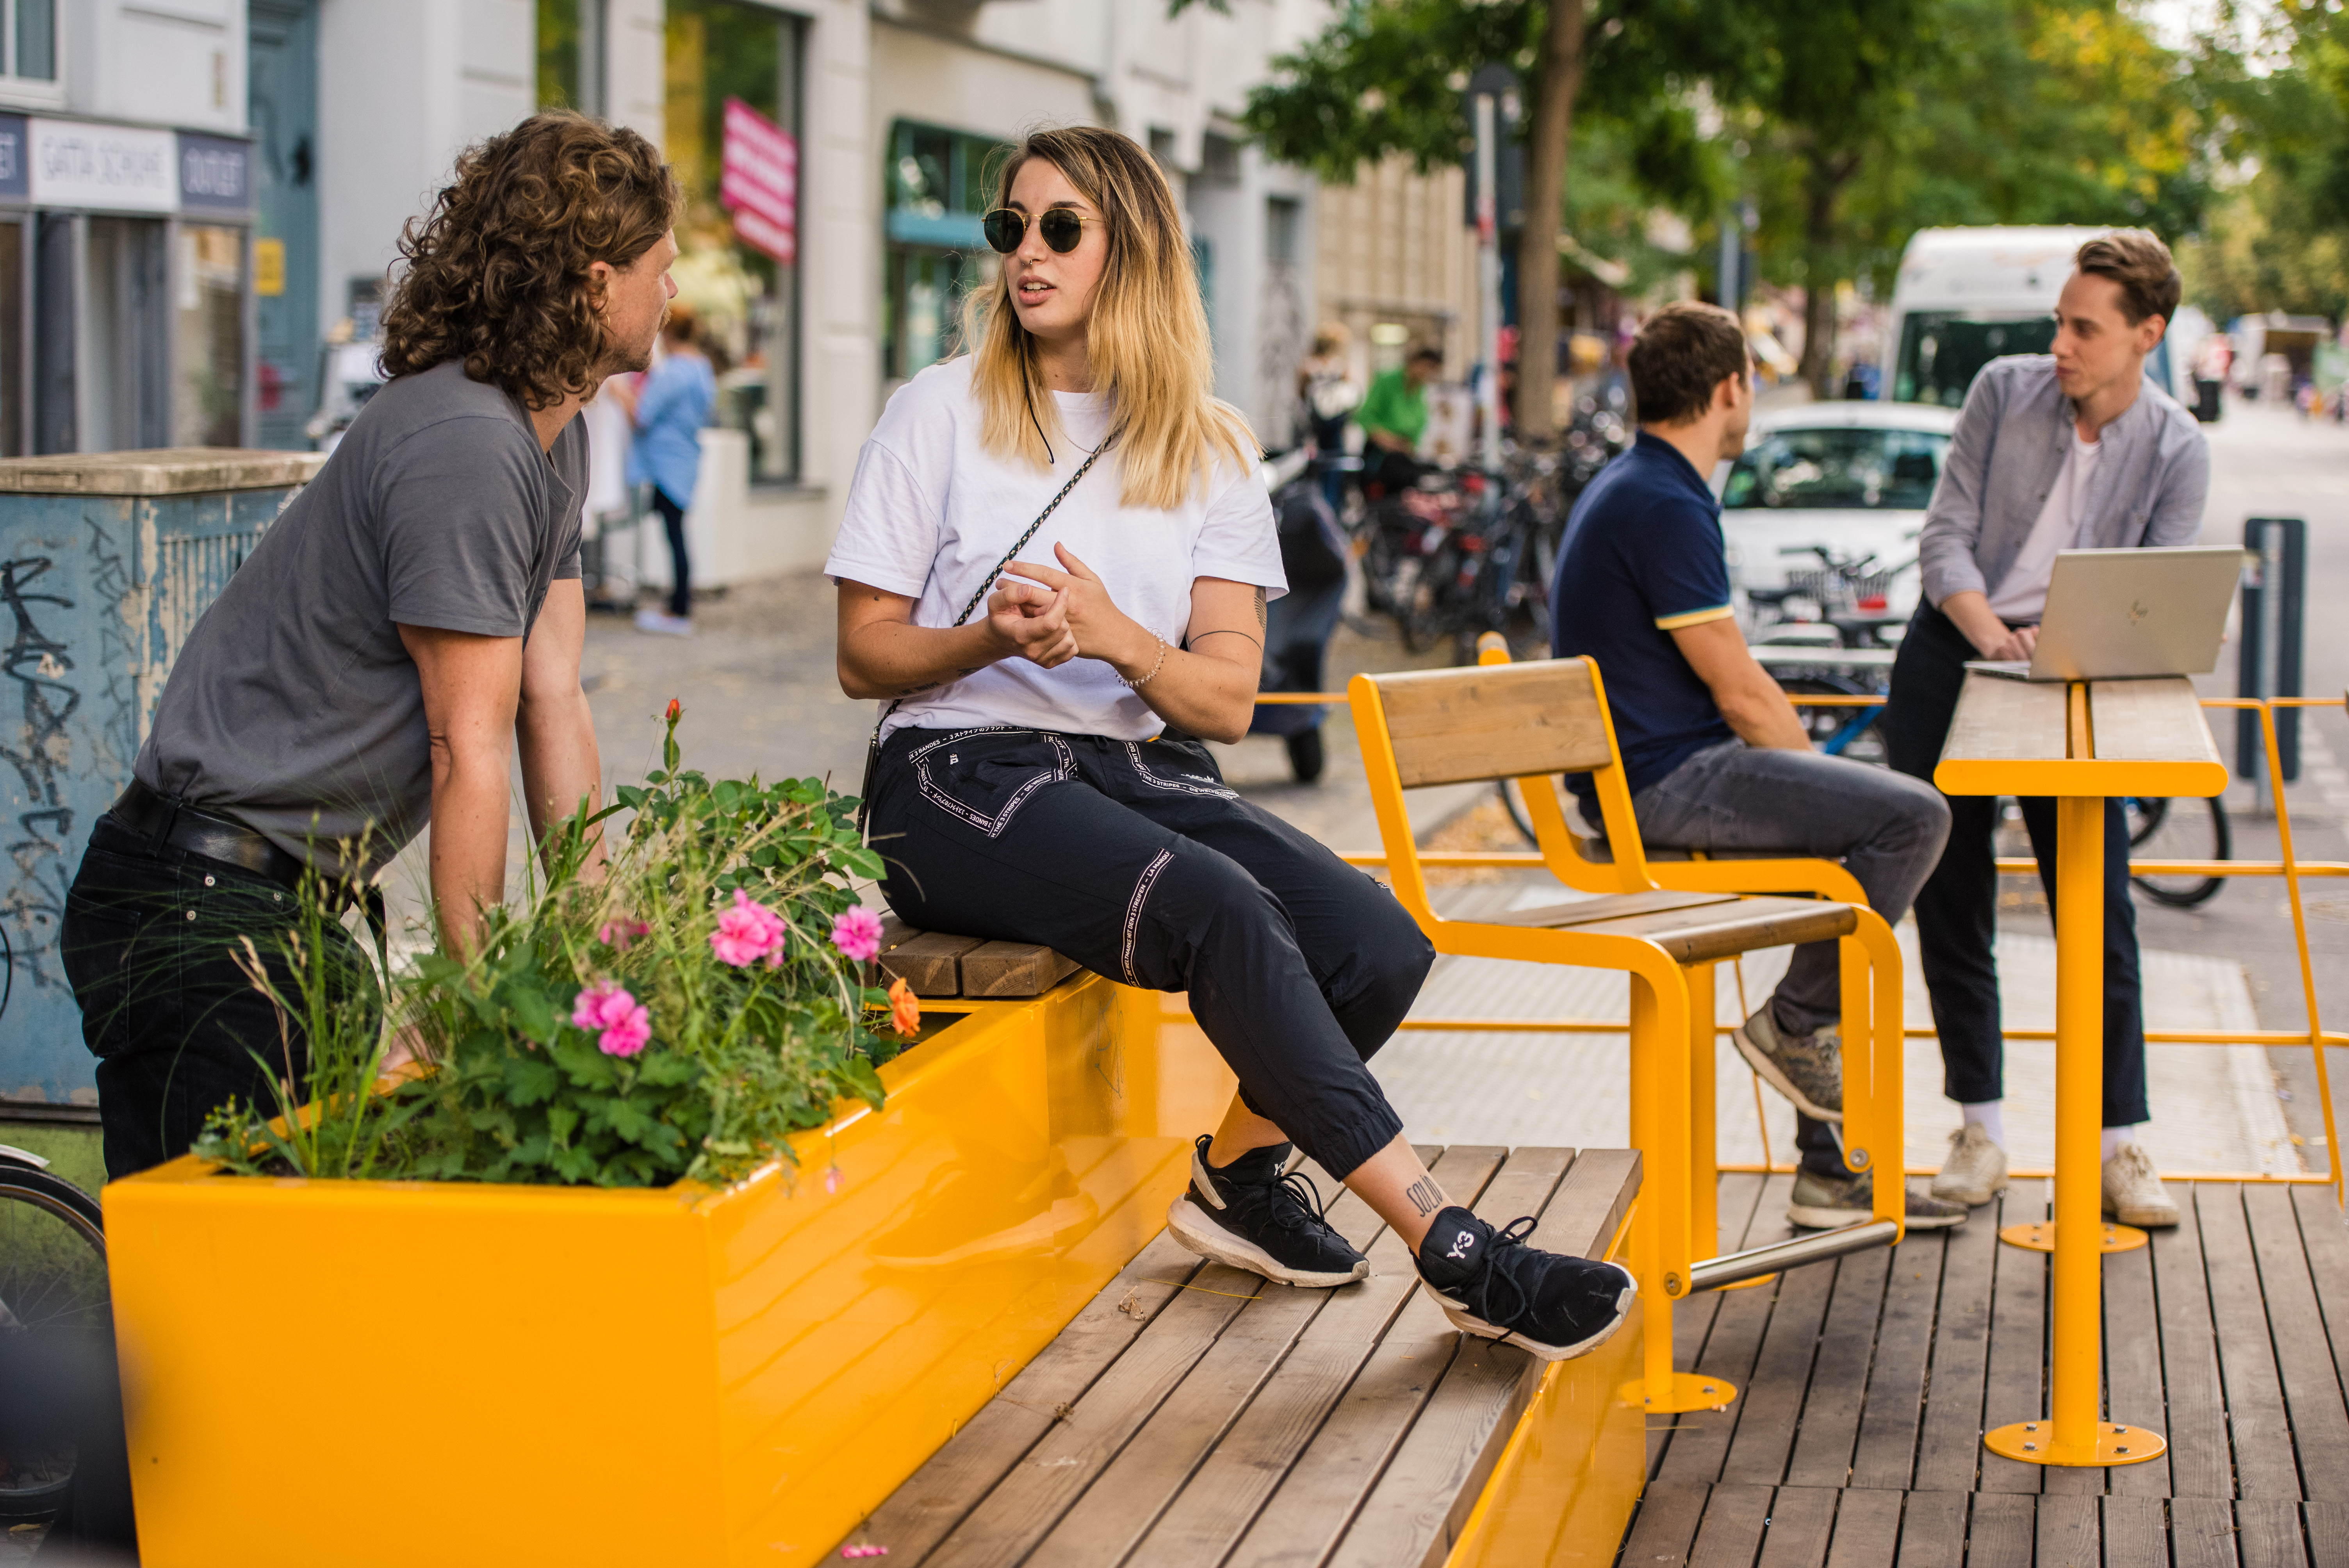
[2101,1125,2137,1162]
[1960,1101,2005,1148]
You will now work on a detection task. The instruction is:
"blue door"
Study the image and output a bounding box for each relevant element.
[248,0,318,451]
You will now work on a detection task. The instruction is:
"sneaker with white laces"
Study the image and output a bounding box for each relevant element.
[1930,1124,2010,1207]
[1166,1136,1368,1287]
[1729,1004,1843,1122]
[1788,1168,1968,1230]
[1413,1206,1638,1363]
[2101,1142,2180,1228]
[634,608,695,637]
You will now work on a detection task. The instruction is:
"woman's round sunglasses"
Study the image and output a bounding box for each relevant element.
[983,208,1098,255]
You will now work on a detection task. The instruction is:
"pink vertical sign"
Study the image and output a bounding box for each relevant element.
[720,96,797,263]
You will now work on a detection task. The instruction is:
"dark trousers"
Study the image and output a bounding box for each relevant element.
[1881,603,2151,1127]
[60,815,373,1178]
[651,485,691,618]
[871,726,1433,1179]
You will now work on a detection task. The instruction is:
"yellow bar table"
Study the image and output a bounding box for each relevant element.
[1934,672,2228,1468]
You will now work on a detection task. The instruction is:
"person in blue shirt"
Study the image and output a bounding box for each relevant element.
[1552,301,1961,1232]
[623,306,716,635]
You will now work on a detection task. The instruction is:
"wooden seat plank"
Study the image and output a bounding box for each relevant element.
[1847,1231,1949,1492]
[2151,1190,2235,1505]
[1367,659,1615,788]
[2243,1186,2349,1503]
[880,931,989,997]
[1720,1237,1843,1487]
[1892,1491,1968,1568]
[1783,1244,1892,1488]
[2102,1226,2173,1499]
[959,941,1081,999]
[1909,1194,2001,1493]
[1978,1194,2049,1497]
[844,1231,1208,1563]
[2197,1186,2303,1500]
[1320,1146,1577,1568]
[1565,900,1857,966]
[1490,889,1739,927]
[1130,1148,1507,1568]
[1820,1487,1903,1568]
[1754,1484,1837,1568]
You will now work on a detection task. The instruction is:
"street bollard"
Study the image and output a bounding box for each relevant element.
[2236,516,2305,804]
[0,449,323,1112]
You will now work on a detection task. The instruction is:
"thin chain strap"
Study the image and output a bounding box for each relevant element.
[857,433,1116,835]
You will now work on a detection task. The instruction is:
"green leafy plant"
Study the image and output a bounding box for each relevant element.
[197,702,905,1189]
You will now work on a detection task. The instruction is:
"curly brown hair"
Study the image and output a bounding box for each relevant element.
[380,112,678,410]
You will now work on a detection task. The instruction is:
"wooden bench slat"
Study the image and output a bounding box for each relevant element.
[878,931,988,997]
[1490,889,1736,926]
[960,941,1082,999]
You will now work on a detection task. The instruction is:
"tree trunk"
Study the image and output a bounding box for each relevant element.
[1797,154,1852,399]
[1513,0,1586,441]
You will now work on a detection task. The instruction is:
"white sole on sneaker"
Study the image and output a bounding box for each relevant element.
[1165,1196,1367,1288]
[1420,1261,1639,1363]
[1788,1202,1967,1231]
[1729,1021,1842,1123]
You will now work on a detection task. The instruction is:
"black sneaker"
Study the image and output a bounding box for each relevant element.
[1165,1135,1369,1287]
[1415,1206,1638,1362]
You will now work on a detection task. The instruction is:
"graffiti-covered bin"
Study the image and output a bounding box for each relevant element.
[0,449,324,1109]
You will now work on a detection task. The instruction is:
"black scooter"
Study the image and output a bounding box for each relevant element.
[1247,448,1350,782]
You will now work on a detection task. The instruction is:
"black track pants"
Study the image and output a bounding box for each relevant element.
[870,726,1434,1179]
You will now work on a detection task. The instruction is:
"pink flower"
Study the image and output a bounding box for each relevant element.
[709,888,787,968]
[824,1164,844,1195]
[598,918,651,951]
[831,907,884,964]
[572,979,652,1057]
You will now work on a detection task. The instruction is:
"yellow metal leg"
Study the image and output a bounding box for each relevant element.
[1624,969,1739,1414]
[1984,790,2162,1468]
[1689,963,1719,1262]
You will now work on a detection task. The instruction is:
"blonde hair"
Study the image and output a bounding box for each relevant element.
[960,125,1255,510]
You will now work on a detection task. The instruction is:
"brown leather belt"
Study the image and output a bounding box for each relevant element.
[107,779,312,891]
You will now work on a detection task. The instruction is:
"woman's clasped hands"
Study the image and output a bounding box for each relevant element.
[990,542,1155,681]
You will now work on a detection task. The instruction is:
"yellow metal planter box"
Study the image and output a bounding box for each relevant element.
[103,975,1233,1568]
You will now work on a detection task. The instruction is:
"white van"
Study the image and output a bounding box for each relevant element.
[1880,226,2196,408]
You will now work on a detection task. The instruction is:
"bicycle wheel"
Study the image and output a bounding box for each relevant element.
[2127,795,2231,908]
[1500,778,1538,846]
[0,1160,109,1520]
[1779,677,1888,765]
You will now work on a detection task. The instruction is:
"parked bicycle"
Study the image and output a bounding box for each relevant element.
[0,1142,109,1521]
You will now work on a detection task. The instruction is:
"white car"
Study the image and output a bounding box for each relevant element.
[1712,400,1960,638]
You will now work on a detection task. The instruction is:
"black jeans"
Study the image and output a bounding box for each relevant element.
[1881,603,2151,1127]
[60,815,375,1178]
[651,484,691,618]
[870,727,1433,1179]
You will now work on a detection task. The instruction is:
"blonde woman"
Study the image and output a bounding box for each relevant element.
[827,126,1632,1361]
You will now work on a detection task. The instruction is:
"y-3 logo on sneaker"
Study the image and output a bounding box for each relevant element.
[1446,1230,1475,1261]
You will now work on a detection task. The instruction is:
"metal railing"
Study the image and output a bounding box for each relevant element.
[1252,686,2345,1197]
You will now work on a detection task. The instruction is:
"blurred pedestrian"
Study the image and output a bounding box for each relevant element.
[626,305,715,636]
[1353,344,1442,494]
[1297,323,1358,511]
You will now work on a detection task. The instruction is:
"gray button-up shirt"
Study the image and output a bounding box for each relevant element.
[1918,354,2210,612]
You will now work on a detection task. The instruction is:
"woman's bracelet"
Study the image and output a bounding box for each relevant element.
[1121,632,1168,690]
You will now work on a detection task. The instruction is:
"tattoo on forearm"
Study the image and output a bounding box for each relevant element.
[1404,1176,1444,1217]
[1253,587,1267,629]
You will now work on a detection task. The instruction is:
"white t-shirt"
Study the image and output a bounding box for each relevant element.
[1985,429,2104,622]
[825,357,1284,741]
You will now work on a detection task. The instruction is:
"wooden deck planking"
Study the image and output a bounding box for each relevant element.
[1754,1485,1838,1568]
[1616,1180,2349,1568]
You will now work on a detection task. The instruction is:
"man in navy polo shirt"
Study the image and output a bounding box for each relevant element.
[1552,301,1961,1231]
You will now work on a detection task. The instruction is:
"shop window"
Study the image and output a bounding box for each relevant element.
[666,0,801,484]
[4,0,53,83]
[535,0,604,115]
[882,120,1006,387]
[0,219,20,456]
[86,218,169,452]
[175,225,244,447]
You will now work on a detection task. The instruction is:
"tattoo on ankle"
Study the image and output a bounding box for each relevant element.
[1404,1177,1442,1217]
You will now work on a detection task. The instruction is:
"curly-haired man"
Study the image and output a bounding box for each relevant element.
[59,112,679,1178]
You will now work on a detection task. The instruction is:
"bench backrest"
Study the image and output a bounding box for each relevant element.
[1351,653,1659,923]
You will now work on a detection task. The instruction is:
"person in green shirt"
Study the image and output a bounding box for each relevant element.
[1353,344,1443,492]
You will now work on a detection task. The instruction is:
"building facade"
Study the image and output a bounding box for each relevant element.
[0,0,258,457]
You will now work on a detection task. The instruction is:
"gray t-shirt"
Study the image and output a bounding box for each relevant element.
[136,358,585,875]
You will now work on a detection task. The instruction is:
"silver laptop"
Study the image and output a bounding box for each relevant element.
[1963,546,2244,682]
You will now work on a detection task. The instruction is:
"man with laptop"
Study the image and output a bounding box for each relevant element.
[1882,230,2212,1228]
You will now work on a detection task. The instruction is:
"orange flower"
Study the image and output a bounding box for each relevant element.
[888,976,921,1037]
[665,697,682,722]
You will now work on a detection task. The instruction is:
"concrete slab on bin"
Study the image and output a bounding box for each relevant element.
[0,449,326,496]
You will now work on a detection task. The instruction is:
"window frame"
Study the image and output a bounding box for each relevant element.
[0,0,64,111]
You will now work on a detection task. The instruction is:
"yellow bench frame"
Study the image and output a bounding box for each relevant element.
[1349,650,1907,1413]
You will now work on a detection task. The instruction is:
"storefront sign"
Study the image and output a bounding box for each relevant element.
[28,118,175,213]
[253,236,285,296]
[178,132,251,213]
[720,97,797,264]
[0,116,26,201]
